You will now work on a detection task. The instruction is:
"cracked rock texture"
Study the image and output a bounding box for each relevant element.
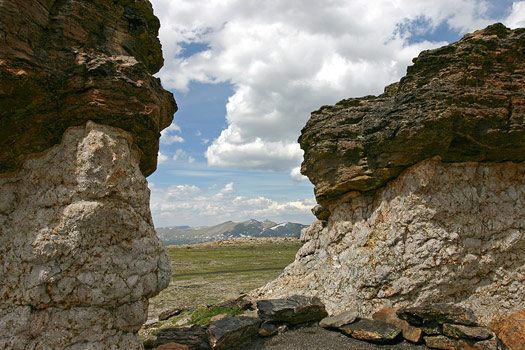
[0,0,174,348]
[0,122,171,349]
[254,24,524,326]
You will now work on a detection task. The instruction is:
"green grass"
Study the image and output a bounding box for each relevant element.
[147,238,302,321]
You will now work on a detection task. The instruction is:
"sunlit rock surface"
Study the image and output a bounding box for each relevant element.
[254,24,525,325]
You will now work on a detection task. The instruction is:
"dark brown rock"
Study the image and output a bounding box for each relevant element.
[373,308,423,343]
[154,344,191,350]
[298,23,524,205]
[443,323,492,341]
[257,295,328,325]
[489,309,525,350]
[397,304,478,327]
[258,322,278,337]
[0,0,177,176]
[424,335,459,350]
[311,205,331,220]
[157,325,209,350]
[207,316,262,350]
[159,308,186,321]
[339,318,402,344]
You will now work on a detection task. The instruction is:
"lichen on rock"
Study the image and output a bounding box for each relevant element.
[254,24,525,326]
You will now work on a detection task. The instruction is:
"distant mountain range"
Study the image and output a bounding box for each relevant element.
[155,219,308,245]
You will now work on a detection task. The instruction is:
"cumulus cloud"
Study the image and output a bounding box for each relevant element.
[160,122,184,145]
[505,1,525,28]
[149,181,316,227]
[158,151,168,164]
[150,0,510,176]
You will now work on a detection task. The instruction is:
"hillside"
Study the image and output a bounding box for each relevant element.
[156,219,308,245]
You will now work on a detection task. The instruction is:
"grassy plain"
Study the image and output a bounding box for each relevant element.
[147,238,302,321]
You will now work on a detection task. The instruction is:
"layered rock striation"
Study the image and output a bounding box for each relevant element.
[0,0,176,176]
[0,0,175,348]
[254,24,525,325]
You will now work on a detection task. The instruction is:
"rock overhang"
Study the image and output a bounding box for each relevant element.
[299,23,524,206]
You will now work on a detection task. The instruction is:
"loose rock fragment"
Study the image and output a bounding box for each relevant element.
[257,295,328,324]
[339,318,401,343]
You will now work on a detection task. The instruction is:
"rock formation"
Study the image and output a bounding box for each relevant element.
[0,0,176,348]
[254,24,524,325]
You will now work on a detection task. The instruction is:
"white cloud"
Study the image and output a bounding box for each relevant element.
[290,166,308,183]
[150,182,316,227]
[188,156,196,164]
[505,2,525,28]
[172,149,187,160]
[160,122,184,145]
[151,0,510,177]
[158,151,168,164]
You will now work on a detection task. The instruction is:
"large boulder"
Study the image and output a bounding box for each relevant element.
[0,0,175,348]
[253,24,524,325]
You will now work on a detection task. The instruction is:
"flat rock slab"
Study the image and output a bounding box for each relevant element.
[442,323,492,341]
[397,304,478,327]
[156,325,208,350]
[339,318,402,344]
[320,310,359,329]
[257,295,328,324]
[207,316,262,350]
[424,335,458,350]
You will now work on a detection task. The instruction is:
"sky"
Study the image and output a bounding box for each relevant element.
[147,0,524,228]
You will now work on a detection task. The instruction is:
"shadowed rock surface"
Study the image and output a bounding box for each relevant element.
[253,24,525,326]
[0,0,177,176]
[0,0,175,348]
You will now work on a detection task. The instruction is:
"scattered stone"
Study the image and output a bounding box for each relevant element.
[320,310,359,328]
[259,322,279,337]
[210,314,228,322]
[443,323,492,341]
[156,325,208,350]
[154,343,191,350]
[312,205,331,221]
[175,316,193,327]
[339,318,401,344]
[207,316,262,350]
[218,294,254,310]
[373,308,423,343]
[490,309,525,350]
[242,310,259,318]
[424,335,459,350]
[277,324,289,335]
[257,295,328,324]
[398,304,478,326]
[159,308,186,321]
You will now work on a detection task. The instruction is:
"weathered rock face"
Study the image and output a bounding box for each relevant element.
[254,24,524,326]
[299,23,524,205]
[0,0,177,176]
[0,122,171,349]
[0,0,175,348]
